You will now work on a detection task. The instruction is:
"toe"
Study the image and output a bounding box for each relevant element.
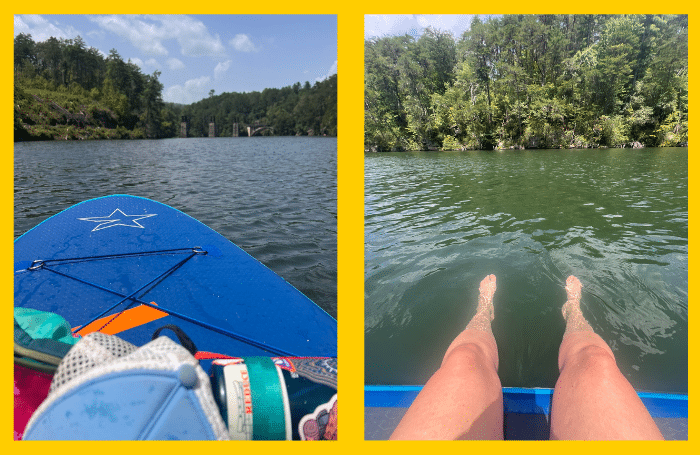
[480,274,497,291]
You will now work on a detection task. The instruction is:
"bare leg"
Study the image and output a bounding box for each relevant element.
[390,275,503,440]
[550,276,663,440]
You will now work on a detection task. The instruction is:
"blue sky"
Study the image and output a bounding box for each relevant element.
[365,14,491,41]
[14,14,337,104]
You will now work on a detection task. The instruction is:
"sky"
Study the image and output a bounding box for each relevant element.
[14,14,337,105]
[365,14,491,41]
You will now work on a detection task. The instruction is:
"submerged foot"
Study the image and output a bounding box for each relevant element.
[465,274,497,333]
[562,275,587,328]
[477,274,497,321]
[565,275,582,301]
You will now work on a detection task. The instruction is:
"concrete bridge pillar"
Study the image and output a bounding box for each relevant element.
[180,116,188,138]
[247,126,252,137]
[208,119,216,138]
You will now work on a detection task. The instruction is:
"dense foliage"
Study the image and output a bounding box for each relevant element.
[182,75,337,137]
[14,33,337,141]
[365,15,687,151]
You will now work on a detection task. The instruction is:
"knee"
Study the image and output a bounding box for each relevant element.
[442,342,497,376]
[567,344,619,379]
[440,343,501,402]
[559,332,615,369]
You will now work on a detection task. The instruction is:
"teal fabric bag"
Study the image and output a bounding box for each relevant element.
[14,307,79,373]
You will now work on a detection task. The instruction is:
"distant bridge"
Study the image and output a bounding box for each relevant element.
[246,124,273,136]
[179,119,273,137]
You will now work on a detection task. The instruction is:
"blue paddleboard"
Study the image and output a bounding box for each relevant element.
[14,195,336,357]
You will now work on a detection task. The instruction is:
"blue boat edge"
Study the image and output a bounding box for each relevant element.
[365,385,688,419]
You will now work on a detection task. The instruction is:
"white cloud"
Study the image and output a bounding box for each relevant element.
[416,15,473,39]
[214,60,232,80]
[167,58,185,70]
[315,60,337,83]
[85,28,105,41]
[20,15,47,26]
[90,15,167,55]
[169,16,226,57]
[14,14,81,42]
[164,76,211,104]
[145,58,160,69]
[128,57,161,73]
[88,15,226,58]
[230,34,259,52]
[364,14,476,40]
[364,15,417,39]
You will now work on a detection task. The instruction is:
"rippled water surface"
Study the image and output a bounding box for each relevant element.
[15,137,337,318]
[365,148,687,393]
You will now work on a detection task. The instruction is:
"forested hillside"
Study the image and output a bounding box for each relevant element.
[182,75,337,137]
[14,33,337,141]
[365,15,687,151]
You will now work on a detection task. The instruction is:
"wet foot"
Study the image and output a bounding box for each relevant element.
[565,275,582,301]
[465,274,497,334]
[477,274,497,321]
[561,275,594,334]
[562,275,582,320]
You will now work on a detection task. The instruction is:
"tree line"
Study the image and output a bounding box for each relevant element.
[182,75,336,137]
[365,15,687,152]
[14,33,336,141]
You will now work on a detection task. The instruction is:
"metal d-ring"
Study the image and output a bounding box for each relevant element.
[28,259,45,271]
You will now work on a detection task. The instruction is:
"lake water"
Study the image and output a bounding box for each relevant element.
[365,148,687,394]
[14,137,337,318]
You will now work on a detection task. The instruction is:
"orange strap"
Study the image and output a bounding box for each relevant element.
[72,302,167,336]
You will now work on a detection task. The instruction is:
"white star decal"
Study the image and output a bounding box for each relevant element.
[78,209,157,232]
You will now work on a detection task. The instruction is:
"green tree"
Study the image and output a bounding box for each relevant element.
[14,33,37,76]
[364,14,687,151]
[140,70,165,138]
[594,16,641,115]
[364,35,413,150]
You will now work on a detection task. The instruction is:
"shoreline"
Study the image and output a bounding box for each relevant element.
[365,144,689,153]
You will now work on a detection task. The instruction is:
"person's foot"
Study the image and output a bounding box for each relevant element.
[562,275,582,321]
[477,274,497,321]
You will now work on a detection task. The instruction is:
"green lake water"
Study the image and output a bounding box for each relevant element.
[365,148,687,393]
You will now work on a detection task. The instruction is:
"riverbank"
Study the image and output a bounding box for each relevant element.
[16,123,146,141]
[365,141,689,153]
[14,88,147,142]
